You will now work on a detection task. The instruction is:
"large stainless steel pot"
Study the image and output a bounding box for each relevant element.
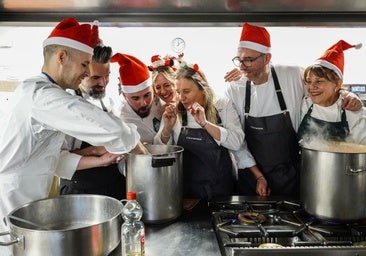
[300,143,366,222]
[126,144,184,224]
[0,195,122,256]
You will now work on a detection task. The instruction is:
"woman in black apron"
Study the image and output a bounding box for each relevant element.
[154,63,244,200]
[298,40,366,144]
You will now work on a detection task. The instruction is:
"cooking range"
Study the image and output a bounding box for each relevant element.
[209,196,366,256]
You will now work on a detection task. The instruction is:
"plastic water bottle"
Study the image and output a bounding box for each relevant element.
[121,191,145,256]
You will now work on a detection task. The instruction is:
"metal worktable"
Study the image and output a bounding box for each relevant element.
[109,200,221,256]
[145,200,221,255]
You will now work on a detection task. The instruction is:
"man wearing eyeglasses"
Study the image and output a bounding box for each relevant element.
[225,23,362,198]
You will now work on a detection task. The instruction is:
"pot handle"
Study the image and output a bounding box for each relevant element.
[347,166,366,174]
[151,156,175,167]
[0,231,20,246]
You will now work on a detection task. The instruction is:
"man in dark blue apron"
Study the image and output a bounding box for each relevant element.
[60,45,126,200]
[226,23,306,198]
[237,67,300,197]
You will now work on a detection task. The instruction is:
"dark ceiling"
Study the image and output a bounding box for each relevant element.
[2,0,366,27]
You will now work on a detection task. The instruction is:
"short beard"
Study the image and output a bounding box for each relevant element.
[136,106,151,118]
[88,89,105,99]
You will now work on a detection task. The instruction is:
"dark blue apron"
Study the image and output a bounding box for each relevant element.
[297,104,349,142]
[177,111,234,200]
[236,66,300,197]
[59,89,126,200]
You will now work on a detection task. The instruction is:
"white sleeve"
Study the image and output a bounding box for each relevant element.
[55,151,82,179]
[32,85,140,154]
[231,140,257,169]
[216,97,245,150]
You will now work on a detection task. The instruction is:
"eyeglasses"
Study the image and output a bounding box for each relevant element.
[232,54,265,67]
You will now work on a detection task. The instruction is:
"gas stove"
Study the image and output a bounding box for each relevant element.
[209,196,366,256]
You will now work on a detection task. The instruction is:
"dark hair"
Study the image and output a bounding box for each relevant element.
[303,65,340,84]
[93,45,112,64]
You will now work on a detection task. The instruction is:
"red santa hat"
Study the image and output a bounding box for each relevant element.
[43,17,99,55]
[111,53,150,93]
[314,40,362,79]
[238,22,271,53]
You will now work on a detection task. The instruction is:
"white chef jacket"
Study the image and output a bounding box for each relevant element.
[301,96,366,144]
[114,95,163,144]
[0,75,140,231]
[56,89,118,177]
[153,96,244,151]
[225,64,306,169]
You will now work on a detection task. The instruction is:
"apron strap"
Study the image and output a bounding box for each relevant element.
[271,66,287,111]
[244,66,288,115]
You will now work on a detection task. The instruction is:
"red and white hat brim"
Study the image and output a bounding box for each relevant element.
[238,41,271,53]
[313,59,343,80]
[43,37,93,55]
[121,79,150,94]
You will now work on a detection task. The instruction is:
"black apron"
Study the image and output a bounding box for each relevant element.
[237,66,300,197]
[59,89,126,200]
[297,104,349,142]
[177,111,234,200]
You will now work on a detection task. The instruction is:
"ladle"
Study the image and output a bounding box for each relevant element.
[7,215,49,230]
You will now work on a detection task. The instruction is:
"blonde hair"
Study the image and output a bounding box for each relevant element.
[175,67,218,124]
[151,66,176,94]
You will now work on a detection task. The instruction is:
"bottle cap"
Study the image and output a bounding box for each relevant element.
[127,191,137,200]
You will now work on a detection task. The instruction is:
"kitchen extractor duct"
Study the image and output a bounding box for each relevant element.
[2,0,366,26]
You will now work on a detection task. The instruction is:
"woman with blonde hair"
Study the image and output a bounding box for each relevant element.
[149,54,178,115]
[154,60,244,199]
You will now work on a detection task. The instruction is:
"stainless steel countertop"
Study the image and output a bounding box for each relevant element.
[145,200,221,256]
[109,200,221,256]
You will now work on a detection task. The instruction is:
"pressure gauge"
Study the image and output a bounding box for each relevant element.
[171,37,185,53]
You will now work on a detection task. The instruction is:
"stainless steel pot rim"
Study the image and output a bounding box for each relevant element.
[128,144,184,156]
[7,194,123,232]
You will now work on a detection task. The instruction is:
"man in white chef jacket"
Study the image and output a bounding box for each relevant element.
[0,17,146,239]
[111,52,163,144]
[57,44,129,200]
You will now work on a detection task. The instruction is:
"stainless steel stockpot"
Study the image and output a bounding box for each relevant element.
[300,146,366,222]
[126,144,184,224]
[0,194,123,256]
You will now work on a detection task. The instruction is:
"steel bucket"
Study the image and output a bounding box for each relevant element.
[0,195,122,256]
[300,143,366,222]
[126,144,184,224]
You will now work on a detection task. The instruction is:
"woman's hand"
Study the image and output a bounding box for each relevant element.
[187,102,206,127]
[224,68,243,82]
[162,104,177,129]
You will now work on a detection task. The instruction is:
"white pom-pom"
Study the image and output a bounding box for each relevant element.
[354,43,362,49]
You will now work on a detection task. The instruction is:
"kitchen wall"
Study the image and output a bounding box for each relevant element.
[1,25,366,114]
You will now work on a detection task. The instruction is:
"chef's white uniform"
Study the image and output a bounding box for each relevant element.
[114,96,163,144]
[0,75,140,233]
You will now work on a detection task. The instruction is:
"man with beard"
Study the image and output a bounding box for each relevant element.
[57,45,128,200]
[111,52,163,144]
